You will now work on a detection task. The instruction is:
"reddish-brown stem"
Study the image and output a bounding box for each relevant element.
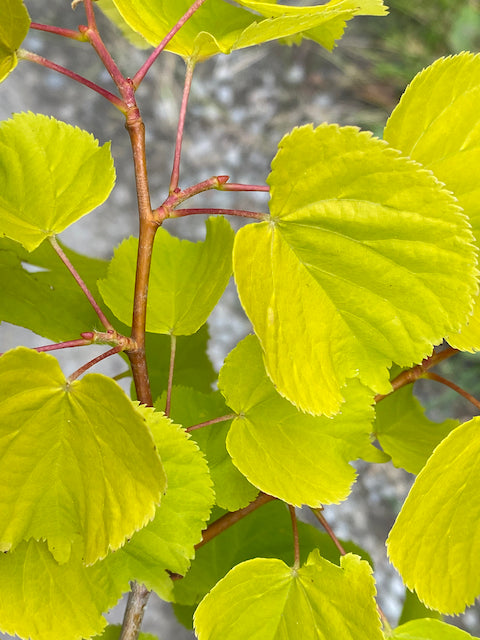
[186,413,237,433]
[196,493,276,550]
[289,505,300,570]
[132,0,209,88]
[374,346,459,403]
[18,50,125,110]
[219,183,270,192]
[49,236,115,331]
[67,345,123,383]
[0,338,92,358]
[424,371,480,412]
[169,59,196,193]
[30,22,86,41]
[155,176,230,223]
[311,508,347,556]
[171,207,267,220]
[165,334,177,417]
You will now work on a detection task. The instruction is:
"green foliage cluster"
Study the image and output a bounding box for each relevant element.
[1,1,480,639]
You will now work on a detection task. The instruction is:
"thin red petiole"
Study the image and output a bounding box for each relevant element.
[171,207,267,220]
[169,59,195,193]
[0,337,92,358]
[49,236,115,332]
[30,22,86,41]
[67,345,123,383]
[132,0,209,88]
[165,334,177,417]
[219,183,270,192]
[18,50,125,110]
[289,505,300,570]
[186,414,237,433]
[424,371,480,412]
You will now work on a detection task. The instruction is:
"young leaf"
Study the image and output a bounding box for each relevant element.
[218,335,382,507]
[0,113,115,252]
[384,52,480,352]
[0,0,30,82]
[173,500,373,608]
[391,618,478,639]
[194,551,383,640]
[0,237,109,342]
[155,386,258,511]
[387,417,480,614]
[108,0,386,60]
[374,383,458,474]
[108,405,214,597]
[0,347,165,566]
[234,123,477,415]
[99,217,234,335]
[0,540,128,640]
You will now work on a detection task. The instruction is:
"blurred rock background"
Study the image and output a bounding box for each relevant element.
[1,0,480,637]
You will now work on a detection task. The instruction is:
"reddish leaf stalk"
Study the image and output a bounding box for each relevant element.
[219,183,270,192]
[0,337,92,358]
[424,371,480,412]
[49,236,114,331]
[18,50,124,110]
[132,0,210,88]
[67,345,123,382]
[171,207,267,220]
[154,176,230,223]
[289,505,300,570]
[186,413,237,433]
[165,334,177,417]
[196,493,276,550]
[169,59,196,193]
[30,22,86,41]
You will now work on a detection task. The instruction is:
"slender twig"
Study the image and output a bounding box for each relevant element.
[196,493,276,550]
[186,413,237,433]
[170,207,267,220]
[0,337,92,357]
[17,50,124,110]
[424,372,480,412]
[30,22,86,41]
[67,345,122,382]
[132,0,209,88]
[289,505,300,570]
[169,60,195,193]
[165,334,177,416]
[155,176,229,222]
[374,346,459,403]
[49,236,115,331]
[219,183,270,192]
[119,583,151,640]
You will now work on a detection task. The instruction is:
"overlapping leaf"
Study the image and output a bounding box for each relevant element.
[384,53,480,351]
[387,417,480,614]
[234,123,477,415]
[173,500,372,608]
[0,113,115,251]
[0,0,30,82]
[218,335,383,507]
[194,551,383,640]
[0,540,128,640]
[0,347,165,566]
[107,0,386,60]
[99,217,233,335]
[0,237,109,342]
[392,618,478,640]
[156,386,258,511]
[374,382,458,474]
[109,405,214,597]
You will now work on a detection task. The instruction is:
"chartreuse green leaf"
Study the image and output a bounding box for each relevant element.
[194,551,383,640]
[384,53,480,352]
[0,540,128,640]
[108,0,386,61]
[391,618,478,639]
[374,383,458,474]
[0,0,30,82]
[0,237,109,341]
[387,417,480,614]
[0,113,115,251]
[0,347,165,566]
[234,123,477,416]
[108,404,214,598]
[99,217,233,335]
[218,335,383,507]
[173,500,373,609]
[97,0,151,49]
[156,386,258,511]
[95,626,159,640]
